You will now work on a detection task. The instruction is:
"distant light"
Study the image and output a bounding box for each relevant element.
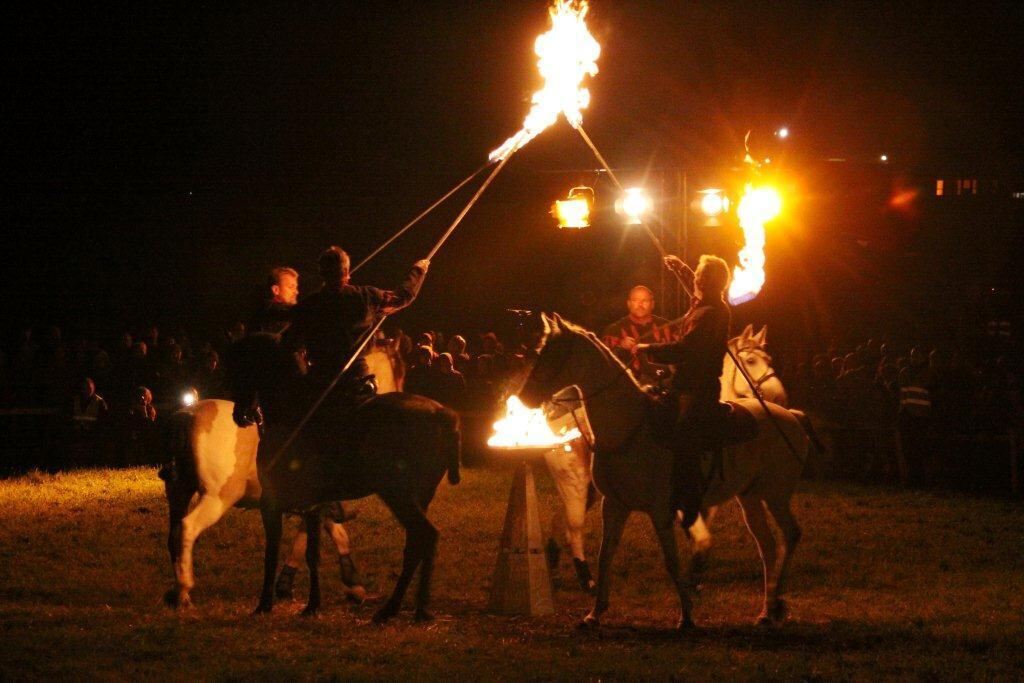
[181,388,199,407]
[775,127,789,139]
[698,188,728,217]
[880,154,889,162]
[616,187,652,225]
[764,157,772,164]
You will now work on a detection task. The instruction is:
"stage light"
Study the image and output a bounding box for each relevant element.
[615,187,651,225]
[880,154,889,162]
[698,188,728,217]
[776,127,789,139]
[551,186,594,229]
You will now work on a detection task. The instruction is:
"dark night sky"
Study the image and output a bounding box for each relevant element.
[6,1,1024,343]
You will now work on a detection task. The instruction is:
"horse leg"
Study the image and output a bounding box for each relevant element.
[581,497,629,629]
[736,495,778,625]
[373,492,436,624]
[255,501,283,615]
[173,493,229,609]
[301,510,322,617]
[546,444,594,592]
[325,519,367,604]
[163,481,194,607]
[650,513,695,631]
[764,497,802,624]
[685,513,713,591]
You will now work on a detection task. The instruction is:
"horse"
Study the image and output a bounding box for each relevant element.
[227,334,460,622]
[520,314,806,629]
[544,323,790,593]
[160,335,459,623]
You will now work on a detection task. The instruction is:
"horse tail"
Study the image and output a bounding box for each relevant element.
[790,409,826,455]
[436,405,461,485]
[158,408,198,492]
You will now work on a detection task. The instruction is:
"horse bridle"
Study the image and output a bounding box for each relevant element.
[729,345,776,399]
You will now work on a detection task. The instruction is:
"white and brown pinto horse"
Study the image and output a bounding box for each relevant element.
[544,323,791,594]
[522,314,805,629]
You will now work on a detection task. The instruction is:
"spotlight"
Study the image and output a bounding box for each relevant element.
[615,187,652,225]
[775,127,789,139]
[698,188,728,217]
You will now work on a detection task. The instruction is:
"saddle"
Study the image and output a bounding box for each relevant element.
[648,396,760,450]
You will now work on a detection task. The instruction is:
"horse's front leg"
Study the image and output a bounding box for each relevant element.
[650,511,695,630]
[256,501,283,615]
[685,511,714,590]
[581,497,629,629]
[301,510,322,617]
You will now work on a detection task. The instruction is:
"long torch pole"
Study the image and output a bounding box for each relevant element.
[352,161,495,275]
[267,154,515,470]
[574,124,804,466]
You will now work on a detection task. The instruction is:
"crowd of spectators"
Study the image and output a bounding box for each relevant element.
[783,337,1022,491]
[3,320,1020,494]
[0,321,534,471]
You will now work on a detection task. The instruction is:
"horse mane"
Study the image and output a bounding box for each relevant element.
[553,317,647,394]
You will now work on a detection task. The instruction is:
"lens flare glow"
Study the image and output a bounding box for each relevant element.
[487,396,581,449]
[489,1,600,162]
[728,186,781,305]
[552,197,591,229]
[616,187,652,225]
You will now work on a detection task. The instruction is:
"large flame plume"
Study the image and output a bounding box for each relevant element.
[728,185,782,305]
[489,0,600,163]
[487,396,581,449]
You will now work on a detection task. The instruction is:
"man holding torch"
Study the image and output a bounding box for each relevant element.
[634,254,732,529]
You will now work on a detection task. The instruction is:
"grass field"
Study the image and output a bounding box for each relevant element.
[1,465,1022,681]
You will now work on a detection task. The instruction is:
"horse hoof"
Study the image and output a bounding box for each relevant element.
[253,601,274,616]
[676,617,696,632]
[755,612,775,627]
[343,585,367,605]
[413,609,435,624]
[163,589,178,608]
[300,605,320,618]
[372,605,397,624]
[164,590,193,610]
[768,599,788,624]
[577,613,600,630]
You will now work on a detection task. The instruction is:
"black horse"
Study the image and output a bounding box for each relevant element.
[227,334,460,622]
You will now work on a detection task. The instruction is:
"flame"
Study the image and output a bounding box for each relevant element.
[728,185,781,305]
[487,395,581,449]
[489,0,600,162]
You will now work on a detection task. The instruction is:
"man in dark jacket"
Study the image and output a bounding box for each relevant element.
[602,285,676,387]
[282,246,429,403]
[635,254,731,528]
[249,266,300,336]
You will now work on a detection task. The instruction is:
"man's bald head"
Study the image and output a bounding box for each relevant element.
[627,285,655,323]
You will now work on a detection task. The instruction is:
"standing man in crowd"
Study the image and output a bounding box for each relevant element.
[635,255,732,528]
[602,285,675,387]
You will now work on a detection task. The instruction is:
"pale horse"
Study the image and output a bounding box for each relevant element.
[543,324,791,593]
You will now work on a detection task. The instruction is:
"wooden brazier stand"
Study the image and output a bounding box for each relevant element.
[487,447,555,616]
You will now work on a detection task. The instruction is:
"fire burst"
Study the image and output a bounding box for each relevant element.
[488,396,581,449]
[728,185,782,306]
[489,0,600,163]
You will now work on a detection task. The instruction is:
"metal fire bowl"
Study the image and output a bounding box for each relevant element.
[487,445,557,461]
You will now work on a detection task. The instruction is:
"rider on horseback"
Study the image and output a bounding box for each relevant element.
[282,246,429,406]
[634,254,731,529]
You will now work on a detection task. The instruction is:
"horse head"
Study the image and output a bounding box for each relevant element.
[725,325,788,405]
[224,333,299,427]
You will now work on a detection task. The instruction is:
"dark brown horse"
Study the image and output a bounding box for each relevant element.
[227,334,460,622]
[519,314,805,629]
